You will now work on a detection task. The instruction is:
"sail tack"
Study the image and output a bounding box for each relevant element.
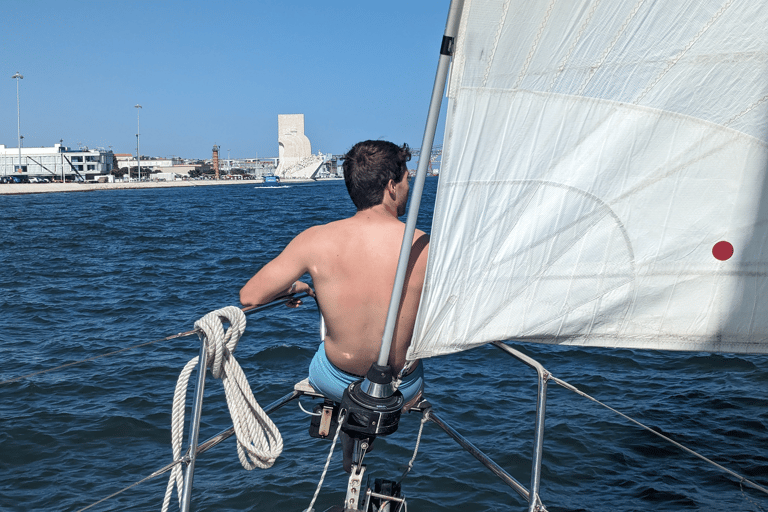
[408,0,768,359]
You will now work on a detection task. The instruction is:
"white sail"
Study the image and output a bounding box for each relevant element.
[408,0,768,359]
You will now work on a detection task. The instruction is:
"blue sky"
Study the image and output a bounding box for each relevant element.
[1,1,450,160]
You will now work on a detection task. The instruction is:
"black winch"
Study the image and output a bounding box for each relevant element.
[340,363,404,438]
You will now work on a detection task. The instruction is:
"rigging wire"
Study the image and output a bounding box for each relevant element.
[75,390,302,512]
[75,459,183,512]
[305,409,346,512]
[551,375,768,497]
[1,334,185,386]
[0,293,309,386]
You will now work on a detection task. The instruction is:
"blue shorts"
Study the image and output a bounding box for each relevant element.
[308,342,424,403]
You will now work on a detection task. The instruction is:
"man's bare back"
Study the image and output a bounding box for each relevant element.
[240,143,428,378]
[308,210,427,375]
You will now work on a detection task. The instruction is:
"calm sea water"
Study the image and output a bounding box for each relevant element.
[0,179,766,512]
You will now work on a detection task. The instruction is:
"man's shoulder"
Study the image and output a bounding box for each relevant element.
[296,213,410,246]
[313,215,388,233]
[294,219,351,245]
[302,218,351,235]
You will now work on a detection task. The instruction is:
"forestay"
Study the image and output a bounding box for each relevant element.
[408,0,768,359]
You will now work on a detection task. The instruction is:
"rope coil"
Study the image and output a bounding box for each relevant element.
[162,306,283,511]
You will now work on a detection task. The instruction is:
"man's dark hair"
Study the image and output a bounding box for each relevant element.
[342,140,411,211]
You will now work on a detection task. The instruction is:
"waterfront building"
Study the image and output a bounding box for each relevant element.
[0,143,113,182]
[115,154,175,173]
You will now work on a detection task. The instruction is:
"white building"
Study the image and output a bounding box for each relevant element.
[0,144,113,182]
[115,154,175,172]
[151,172,182,182]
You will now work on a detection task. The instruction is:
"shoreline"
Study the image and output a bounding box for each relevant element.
[0,178,320,195]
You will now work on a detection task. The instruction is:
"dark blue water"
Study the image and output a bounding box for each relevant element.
[1,180,766,512]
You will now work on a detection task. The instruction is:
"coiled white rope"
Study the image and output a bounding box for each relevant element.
[161,306,283,511]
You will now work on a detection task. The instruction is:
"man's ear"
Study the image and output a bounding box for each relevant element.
[386,179,397,198]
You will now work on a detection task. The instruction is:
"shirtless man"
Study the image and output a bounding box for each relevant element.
[240,140,429,404]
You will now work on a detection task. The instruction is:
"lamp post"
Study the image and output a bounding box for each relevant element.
[60,139,64,183]
[135,104,142,181]
[12,72,23,175]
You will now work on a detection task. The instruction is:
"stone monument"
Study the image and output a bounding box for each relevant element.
[276,114,324,179]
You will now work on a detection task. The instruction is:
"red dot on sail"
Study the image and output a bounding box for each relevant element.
[712,241,734,261]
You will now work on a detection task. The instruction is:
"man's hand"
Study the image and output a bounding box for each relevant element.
[286,281,315,308]
[291,280,315,297]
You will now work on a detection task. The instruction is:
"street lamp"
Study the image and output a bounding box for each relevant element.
[135,104,142,181]
[12,72,23,175]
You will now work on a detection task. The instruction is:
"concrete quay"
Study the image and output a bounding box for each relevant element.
[0,179,315,195]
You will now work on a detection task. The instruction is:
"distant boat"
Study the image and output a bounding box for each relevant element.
[262,174,280,184]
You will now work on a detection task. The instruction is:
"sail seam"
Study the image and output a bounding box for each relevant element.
[547,0,604,93]
[481,0,510,88]
[441,179,637,346]
[577,0,646,96]
[513,0,557,90]
[610,132,740,206]
[634,0,736,105]
[454,86,768,152]
[724,94,768,128]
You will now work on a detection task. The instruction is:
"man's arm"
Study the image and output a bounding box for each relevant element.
[240,230,316,306]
